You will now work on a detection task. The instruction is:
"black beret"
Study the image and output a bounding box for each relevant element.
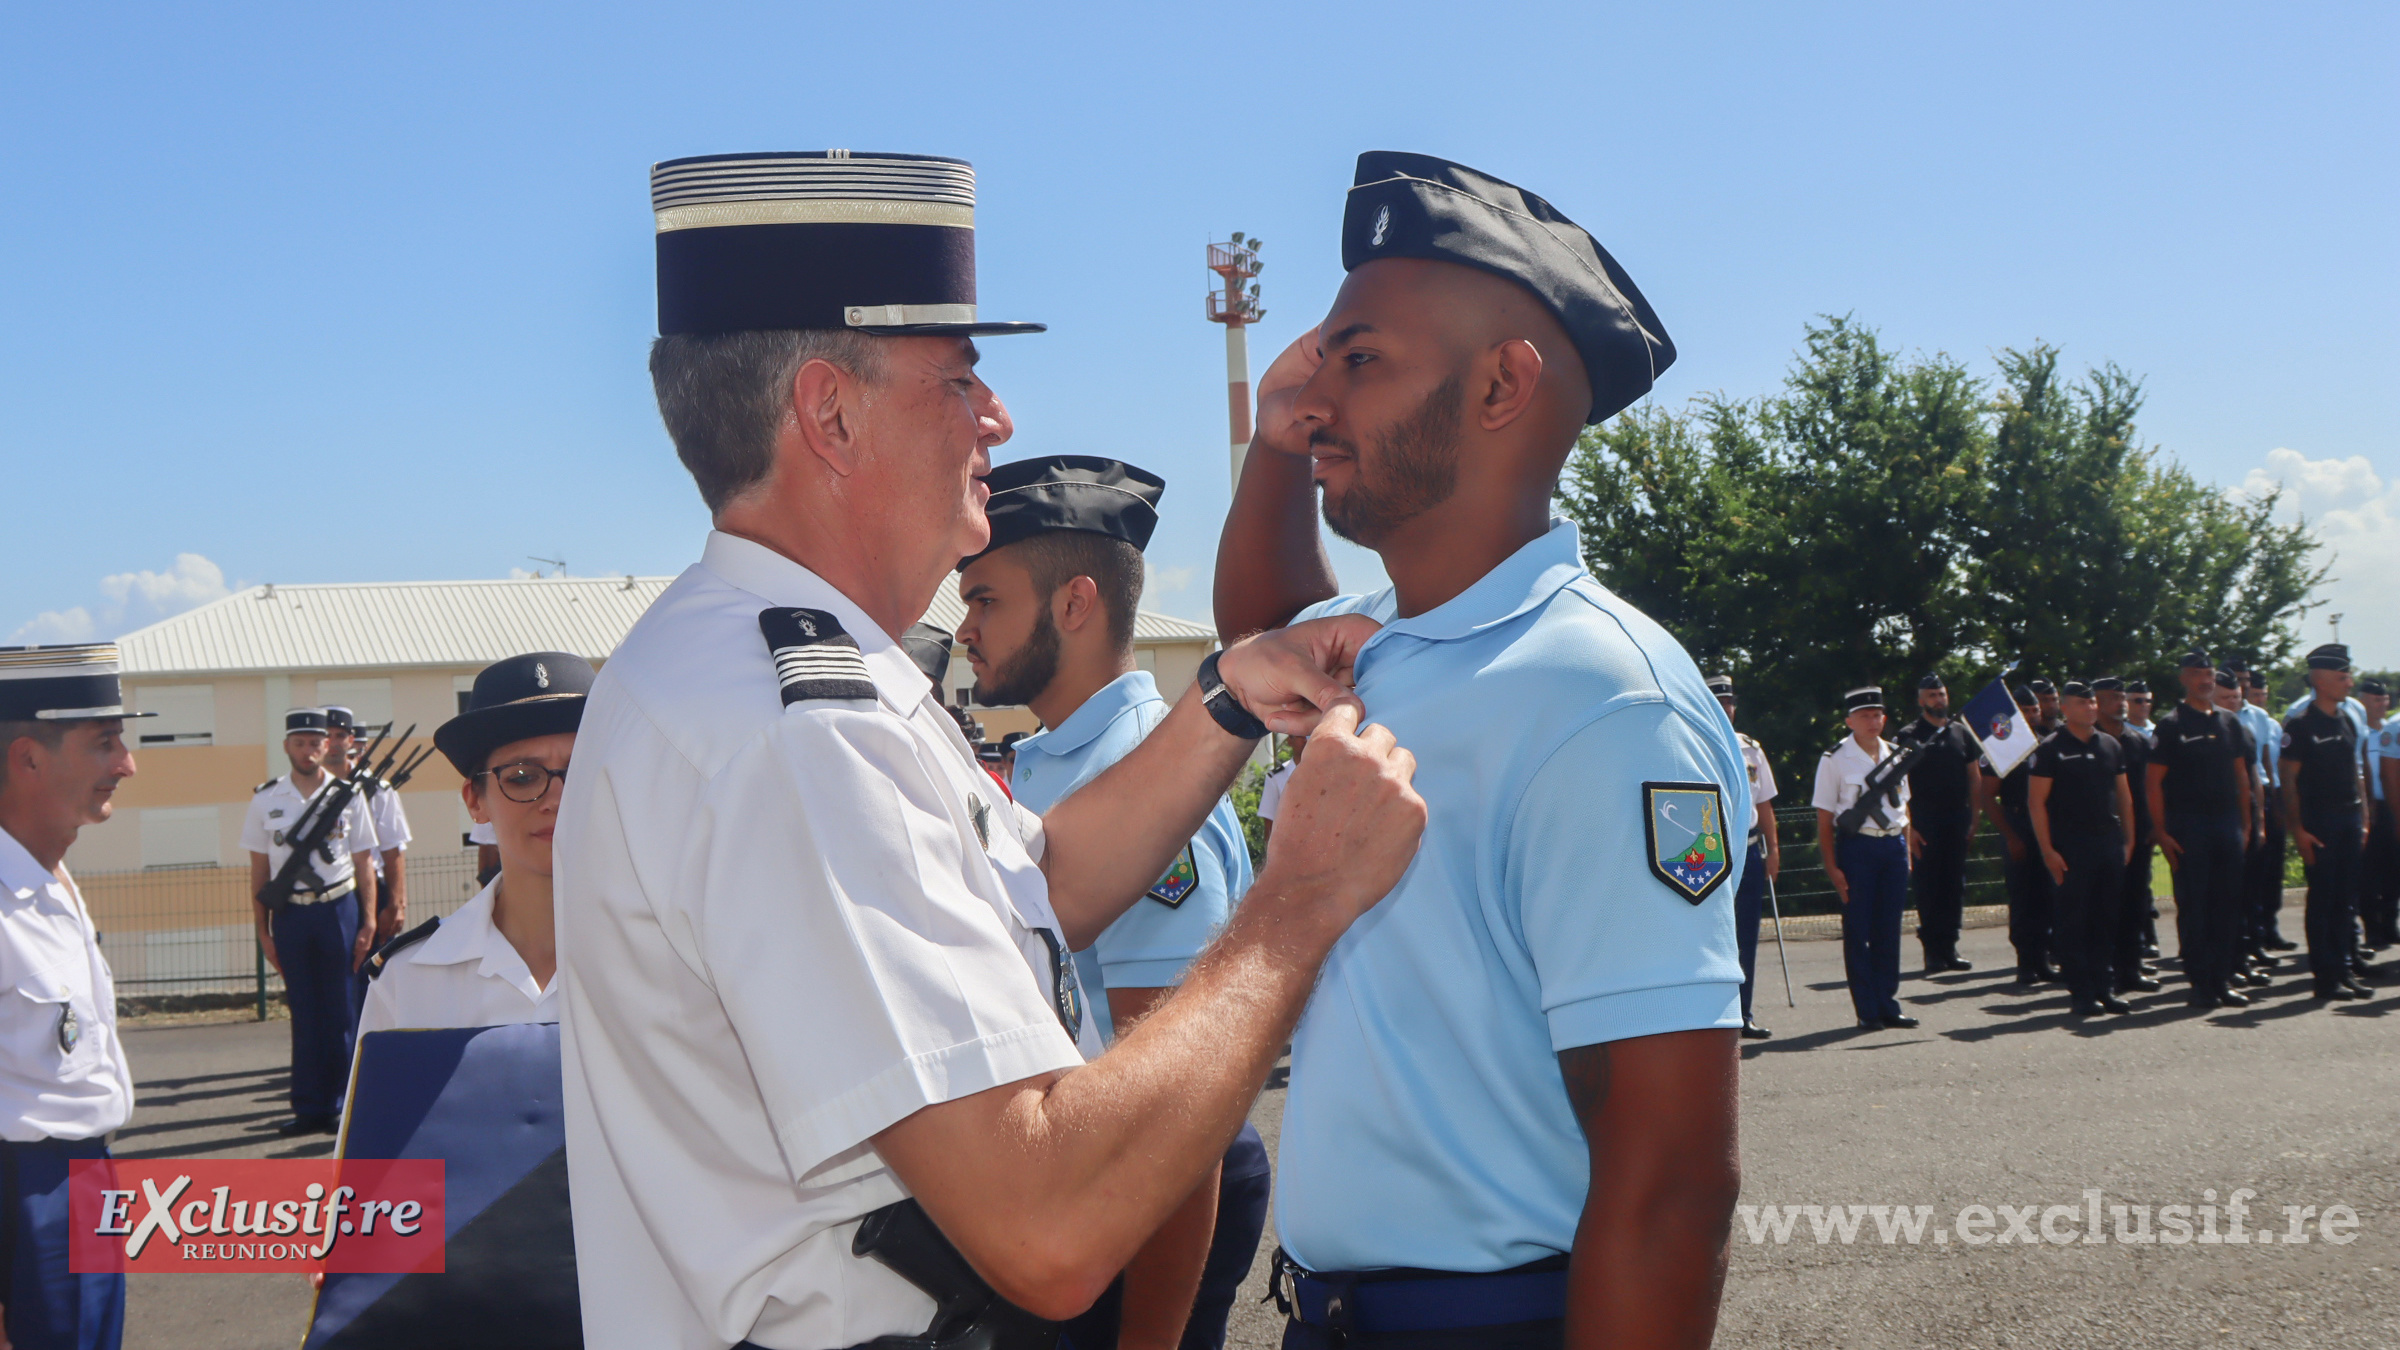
[1917,673,1945,690]
[2307,643,2352,671]
[435,652,594,778]
[2060,681,2094,699]
[899,623,954,689]
[2178,650,2213,669]
[1843,686,1884,712]
[2091,676,2124,692]
[964,455,1164,569]
[1342,152,1672,425]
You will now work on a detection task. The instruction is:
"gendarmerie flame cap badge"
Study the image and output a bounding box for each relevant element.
[651,150,1045,339]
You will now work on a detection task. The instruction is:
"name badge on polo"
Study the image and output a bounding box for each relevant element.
[1643,782,1732,904]
[759,607,876,704]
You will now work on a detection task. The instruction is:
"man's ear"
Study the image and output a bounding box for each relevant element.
[789,357,866,477]
[1054,576,1101,635]
[1476,337,1548,432]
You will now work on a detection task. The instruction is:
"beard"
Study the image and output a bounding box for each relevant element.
[1316,373,1465,547]
[971,605,1063,708]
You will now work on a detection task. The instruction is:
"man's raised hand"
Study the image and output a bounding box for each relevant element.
[1215,615,1379,736]
[1252,326,1324,460]
[1257,703,1425,930]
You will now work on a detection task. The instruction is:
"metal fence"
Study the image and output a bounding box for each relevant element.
[1762,806,2011,916]
[84,849,490,1006]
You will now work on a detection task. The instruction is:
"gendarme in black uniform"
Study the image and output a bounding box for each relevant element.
[2281,662,2368,999]
[1985,689,2055,983]
[2096,677,2156,993]
[1894,682,1979,972]
[2149,674,2254,1008]
[2027,710,2128,1013]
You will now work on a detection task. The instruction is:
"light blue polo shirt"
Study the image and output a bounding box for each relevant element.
[1276,518,1746,1274]
[2283,692,2366,740]
[1009,670,1252,1043]
[2241,702,2283,791]
[2370,721,2393,803]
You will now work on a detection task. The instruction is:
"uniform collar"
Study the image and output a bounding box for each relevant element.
[0,825,65,906]
[409,880,550,998]
[1017,671,1160,760]
[698,530,933,714]
[1365,517,1587,645]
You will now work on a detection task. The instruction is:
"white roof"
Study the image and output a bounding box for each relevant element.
[118,576,1216,677]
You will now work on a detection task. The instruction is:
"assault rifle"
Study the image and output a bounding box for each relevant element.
[256,724,392,912]
[351,723,436,800]
[1835,735,1939,839]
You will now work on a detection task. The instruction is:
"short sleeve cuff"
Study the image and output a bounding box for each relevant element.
[1095,956,1189,988]
[784,1022,1083,1177]
[1546,980,1741,1053]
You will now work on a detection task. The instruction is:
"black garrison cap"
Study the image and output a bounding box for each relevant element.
[2360,679,2389,697]
[1342,152,1673,425]
[965,455,1165,568]
[2061,681,2095,699]
[650,151,1042,338]
[2012,686,2037,706]
[2245,670,2268,689]
[435,652,595,777]
[1705,674,1734,696]
[2178,651,2213,669]
[2213,668,2239,689]
[2092,676,2124,692]
[900,623,955,689]
[0,644,155,723]
[1917,673,1945,690]
[2307,643,2352,671]
[2027,679,2056,697]
[1843,686,1884,712]
[2126,680,2150,695]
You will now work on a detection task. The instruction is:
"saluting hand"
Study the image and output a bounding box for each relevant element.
[1251,327,1325,461]
[1258,702,1427,931]
[1215,615,1380,736]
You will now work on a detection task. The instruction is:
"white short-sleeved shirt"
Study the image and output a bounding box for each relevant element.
[1257,761,1295,822]
[555,531,1097,1350]
[364,783,411,869]
[2373,723,2399,804]
[358,881,554,1034]
[1274,518,1746,1273]
[239,774,378,895]
[1811,737,1909,837]
[0,827,133,1141]
[1738,733,1778,806]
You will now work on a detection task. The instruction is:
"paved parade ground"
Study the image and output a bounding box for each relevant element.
[120,898,2393,1350]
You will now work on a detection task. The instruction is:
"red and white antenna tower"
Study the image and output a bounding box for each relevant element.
[1206,234,1265,488]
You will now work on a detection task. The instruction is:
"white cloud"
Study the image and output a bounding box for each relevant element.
[2238,448,2400,663]
[9,553,232,644]
[1147,563,1196,594]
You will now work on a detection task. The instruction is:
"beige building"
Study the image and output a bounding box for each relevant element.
[73,574,1220,875]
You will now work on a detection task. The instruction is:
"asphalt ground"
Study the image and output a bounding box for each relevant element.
[115,895,2393,1349]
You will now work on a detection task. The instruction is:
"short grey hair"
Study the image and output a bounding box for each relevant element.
[649,329,888,513]
[0,719,67,790]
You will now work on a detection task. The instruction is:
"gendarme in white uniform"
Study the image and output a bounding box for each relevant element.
[239,775,378,898]
[1737,732,1779,837]
[359,881,554,1034]
[362,782,411,878]
[556,531,1100,1350]
[1812,737,1909,836]
[0,826,133,1141]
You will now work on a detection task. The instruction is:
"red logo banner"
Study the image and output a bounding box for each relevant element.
[68,1159,444,1274]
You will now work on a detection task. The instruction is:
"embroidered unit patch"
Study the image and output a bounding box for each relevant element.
[759,608,876,704]
[1147,844,1199,908]
[1642,781,1732,904]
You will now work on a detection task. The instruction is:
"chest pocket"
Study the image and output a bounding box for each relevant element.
[12,962,96,1072]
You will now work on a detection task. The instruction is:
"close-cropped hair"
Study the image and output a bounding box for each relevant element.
[0,719,69,789]
[648,329,889,512]
[1013,532,1145,654]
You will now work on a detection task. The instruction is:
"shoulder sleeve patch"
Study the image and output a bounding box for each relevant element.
[1642,781,1733,904]
[364,915,441,981]
[759,608,877,705]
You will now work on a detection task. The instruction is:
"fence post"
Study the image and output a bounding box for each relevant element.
[254,931,267,1022]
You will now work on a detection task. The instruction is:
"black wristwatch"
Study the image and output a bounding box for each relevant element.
[1196,650,1268,741]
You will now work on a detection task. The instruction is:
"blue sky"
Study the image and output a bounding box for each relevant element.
[6,4,2395,653]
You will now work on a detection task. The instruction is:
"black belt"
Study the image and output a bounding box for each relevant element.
[1269,1248,1568,1335]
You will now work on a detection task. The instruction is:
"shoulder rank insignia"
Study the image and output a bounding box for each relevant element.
[1642,781,1732,904]
[1147,843,1199,908]
[255,778,278,794]
[364,916,441,981]
[759,607,876,705]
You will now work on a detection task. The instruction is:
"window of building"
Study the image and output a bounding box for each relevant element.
[455,673,477,715]
[133,684,215,746]
[140,806,221,869]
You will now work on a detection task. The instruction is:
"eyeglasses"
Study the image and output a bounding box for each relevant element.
[478,761,568,803]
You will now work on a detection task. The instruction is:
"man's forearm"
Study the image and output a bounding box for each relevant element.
[1213,438,1335,640]
[874,885,1341,1319]
[1045,692,1258,947]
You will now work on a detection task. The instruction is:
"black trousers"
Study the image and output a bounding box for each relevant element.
[1911,813,1971,964]
[2050,837,2126,1005]
[2362,803,2400,947]
[2300,811,2364,991]
[2167,810,2246,998]
[2002,818,2052,975]
[2115,835,2155,983]
[1059,1125,1271,1350]
[2242,814,2288,951]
